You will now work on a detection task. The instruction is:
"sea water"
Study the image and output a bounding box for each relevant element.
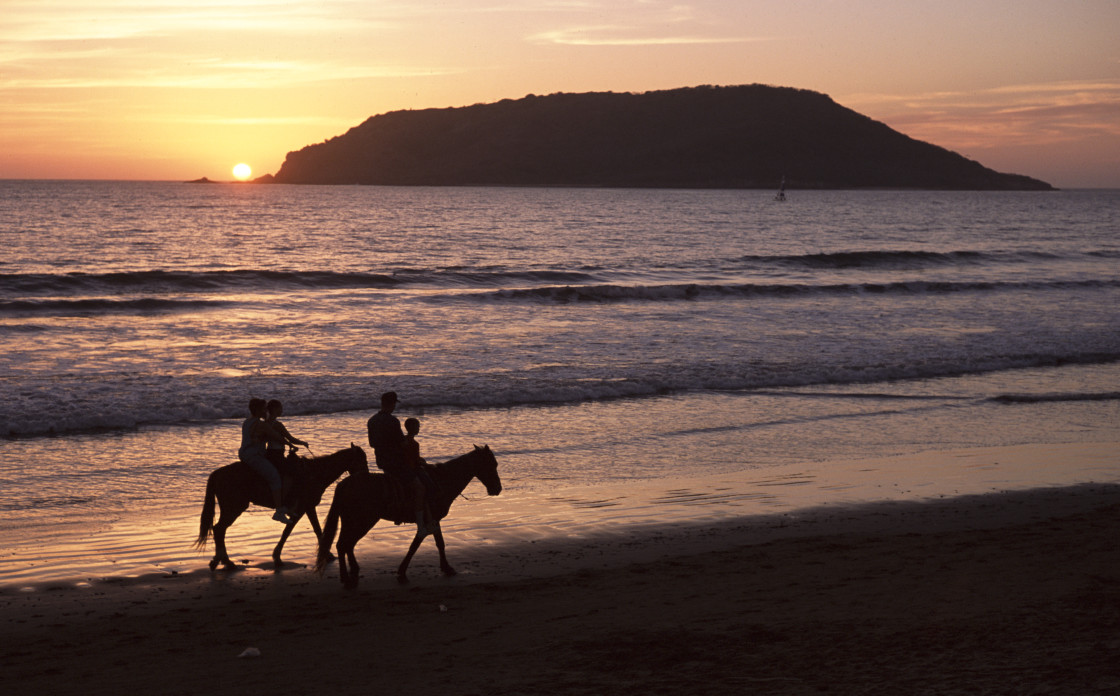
[1,181,1118,585]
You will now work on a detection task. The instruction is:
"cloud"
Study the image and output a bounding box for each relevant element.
[843,80,1120,150]
[0,58,462,91]
[525,0,779,47]
[0,0,501,95]
[0,0,373,42]
[530,26,773,46]
[159,114,354,127]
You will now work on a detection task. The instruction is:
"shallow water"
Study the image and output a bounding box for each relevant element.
[2,377,1117,588]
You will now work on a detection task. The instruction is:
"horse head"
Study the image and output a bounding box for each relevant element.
[472,444,502,496]
[348,443,370,476]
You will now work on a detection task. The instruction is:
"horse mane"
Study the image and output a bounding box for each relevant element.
[431,444,490,470]
[300,444,367,477]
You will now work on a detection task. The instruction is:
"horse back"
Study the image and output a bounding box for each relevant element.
[336,472,417,525]
[212,461,255,485]
[209,461,274,508]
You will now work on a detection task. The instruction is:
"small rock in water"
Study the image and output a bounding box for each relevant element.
[238,647,261,658]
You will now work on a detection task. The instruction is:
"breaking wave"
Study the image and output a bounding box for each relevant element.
[473,279,1120,304]
[0,268,599,296]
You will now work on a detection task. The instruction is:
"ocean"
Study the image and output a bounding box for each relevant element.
[2,181,1118,587]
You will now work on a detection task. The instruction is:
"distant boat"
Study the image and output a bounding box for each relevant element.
[774,176,787,201]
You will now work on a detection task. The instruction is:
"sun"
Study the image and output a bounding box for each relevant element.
[232,163,252,181]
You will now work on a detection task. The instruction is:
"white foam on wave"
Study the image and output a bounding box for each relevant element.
[5,351,1120,438]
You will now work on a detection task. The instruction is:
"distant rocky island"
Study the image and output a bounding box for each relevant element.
[266,85,1053,190]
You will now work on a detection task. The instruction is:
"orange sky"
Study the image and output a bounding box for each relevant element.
[2,1,1118,187]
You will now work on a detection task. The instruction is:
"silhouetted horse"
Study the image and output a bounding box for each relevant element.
[195,444,368,570]
[315,445,502,588]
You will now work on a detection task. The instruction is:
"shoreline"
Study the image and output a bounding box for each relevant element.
[3,482,1118,694]
[5,479,1118,595]
[2,440,1117,591]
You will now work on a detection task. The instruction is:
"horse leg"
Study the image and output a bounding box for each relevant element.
[209,505,244,570]
[271,509,303,567]
[305,507,335,562]
[337,518,376,589]
[397,529,426,584]
[432,522,456,577]
[306,507,322,538]
[344,548,360,590]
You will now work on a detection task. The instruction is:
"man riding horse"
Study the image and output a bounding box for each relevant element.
[366,391,432,536]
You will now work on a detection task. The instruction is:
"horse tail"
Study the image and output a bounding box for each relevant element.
[194,470,217,550]
[315,481,343,575]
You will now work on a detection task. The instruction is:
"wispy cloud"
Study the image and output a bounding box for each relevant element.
[1,0,760,91]
[0,0,376,42]
[530,26,774,46]
[526,0,778,47]
[0,0,419,91]
[0,58,462,90]
[843,80,1120,150]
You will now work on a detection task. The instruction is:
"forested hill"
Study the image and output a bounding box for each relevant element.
[268,85,1053,190]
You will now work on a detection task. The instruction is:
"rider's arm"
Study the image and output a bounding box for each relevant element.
[273,420,308,447]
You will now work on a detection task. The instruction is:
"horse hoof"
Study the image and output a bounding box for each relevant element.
[396,574,410,585]
[208,558,219,571]
[442,566,458,577]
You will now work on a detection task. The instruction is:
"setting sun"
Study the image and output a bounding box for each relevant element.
[232,163,252,181]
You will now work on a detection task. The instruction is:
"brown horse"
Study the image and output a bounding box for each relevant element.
[315,445,502,588]
[195,444,368,570]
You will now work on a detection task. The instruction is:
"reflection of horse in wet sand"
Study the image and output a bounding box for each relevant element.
[195,444,369,570]
[316,445,502,588]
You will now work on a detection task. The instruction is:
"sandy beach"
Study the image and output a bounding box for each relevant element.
[3,480,1118,696]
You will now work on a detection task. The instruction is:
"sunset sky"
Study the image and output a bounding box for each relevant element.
[2,1,1118,187]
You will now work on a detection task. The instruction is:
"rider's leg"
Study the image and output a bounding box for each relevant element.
[243,451,290,523]
[267,449,296,517]
[413,479,428,536]
[269,485,288,523]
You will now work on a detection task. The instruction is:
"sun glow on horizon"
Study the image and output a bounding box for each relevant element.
[232,163,252,181]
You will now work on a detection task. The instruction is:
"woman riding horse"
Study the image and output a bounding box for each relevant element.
[196,444,368,569]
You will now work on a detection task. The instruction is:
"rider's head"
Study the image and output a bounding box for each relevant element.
[248,398,266,418]
[380,391,398,411]
[266,399,283,417]
[404,417,420,436]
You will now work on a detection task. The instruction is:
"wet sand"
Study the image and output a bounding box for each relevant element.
[3,440,1117,589]
[3,481,1119,695]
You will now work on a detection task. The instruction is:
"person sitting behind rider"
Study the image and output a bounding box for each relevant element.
[262,399,308,471]
[238,398,290,524]
[402,417,433,532]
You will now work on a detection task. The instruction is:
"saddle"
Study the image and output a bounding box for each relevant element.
[235,449,309,510]
[377,465,440,525]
